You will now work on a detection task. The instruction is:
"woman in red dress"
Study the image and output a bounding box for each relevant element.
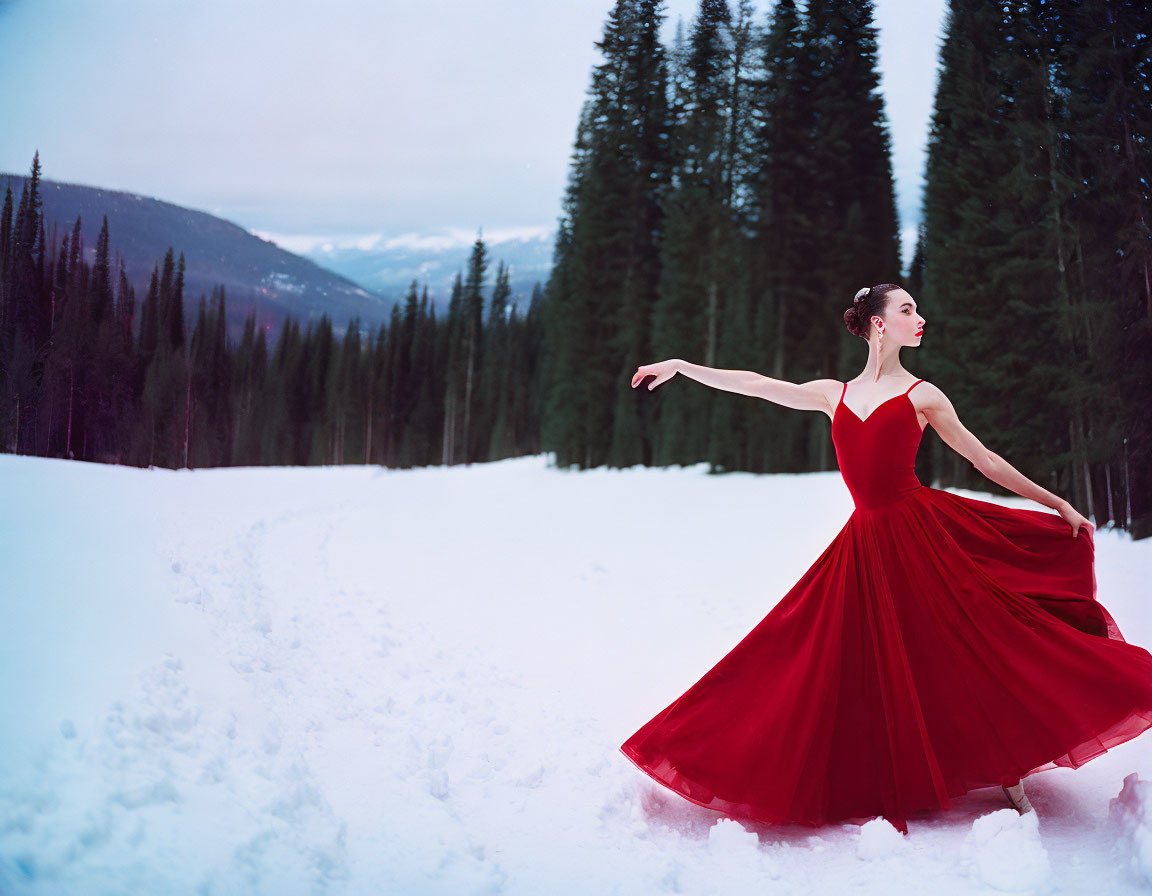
[621,283,1152,835]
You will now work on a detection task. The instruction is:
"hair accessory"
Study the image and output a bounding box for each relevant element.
[854,287,870,302]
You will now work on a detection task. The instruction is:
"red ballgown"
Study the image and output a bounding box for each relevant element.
[620,378,1152,834]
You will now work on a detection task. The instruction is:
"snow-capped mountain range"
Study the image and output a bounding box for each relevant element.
[255,226,555,315]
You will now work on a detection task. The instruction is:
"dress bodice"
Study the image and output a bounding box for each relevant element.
[831,379,926,510]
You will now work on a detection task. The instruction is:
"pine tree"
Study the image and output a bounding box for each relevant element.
[85,216,120,459]
[139,263,160,358]
[542,0,671,469]
[482,261,513,459]
[650,0,734,466]
[231,312,260,465]
[368,316,388,465]
[1052,0,1152,526]
[0,184,13,339]
[90,216,113,326]
[921,0,1015,487]
[391,284,420,466]
[918,0,1152,525]
[804,0,902,392]
[407,288,441,466]
[461,232,488,463]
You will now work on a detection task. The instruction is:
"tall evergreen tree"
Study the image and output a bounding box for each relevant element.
[406,288,441,466]
[440,272,465,465]
[461,233,488,462]
[921,1,1015,487]
[650,0,734,466]
[745,0,817,473]
[804,0,902,470]
[481,261,514,459]
[1051,0,1152,526]
[0,184,13,339]
[543,0,671,469]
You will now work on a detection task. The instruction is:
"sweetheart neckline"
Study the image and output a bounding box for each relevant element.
[836,391,925,431]
[837,391,910,424]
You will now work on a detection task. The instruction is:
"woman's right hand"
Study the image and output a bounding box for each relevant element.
[631,360,680,390]
[1057,500,1094,538]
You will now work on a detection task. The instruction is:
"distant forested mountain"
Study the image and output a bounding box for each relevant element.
[0,172,390,341]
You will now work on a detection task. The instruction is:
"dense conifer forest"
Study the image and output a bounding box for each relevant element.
[0,152,540,469]
[1,0,1148,533]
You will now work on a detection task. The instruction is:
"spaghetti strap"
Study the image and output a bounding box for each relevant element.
[840,382,848,402]
[905,378,925,395]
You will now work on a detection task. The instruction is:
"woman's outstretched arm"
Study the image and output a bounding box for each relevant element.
[632,359,837,415]
[918,382,1092,534]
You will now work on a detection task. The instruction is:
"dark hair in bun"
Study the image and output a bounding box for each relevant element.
[844,283,902,339]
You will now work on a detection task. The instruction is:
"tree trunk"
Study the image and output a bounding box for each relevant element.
[772,290,786,379]
[184,360,192,469]
[365,388,373,464]
[1122,436,1132,528]
[463,330,475,465]
[441,386,454,466]
[1078,414,1093,520]
[1104,461,1114,525]
[1043,74,1090,516]
[706,280,718,368]
[66,363,74,458]
[1106,3,1152,317]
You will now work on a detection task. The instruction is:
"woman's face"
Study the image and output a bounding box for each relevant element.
[876,289,925,345]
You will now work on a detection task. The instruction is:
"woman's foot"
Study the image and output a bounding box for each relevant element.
[1002,779,1033,815]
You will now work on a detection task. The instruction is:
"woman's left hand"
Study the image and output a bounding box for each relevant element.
[1058,500,1093,537]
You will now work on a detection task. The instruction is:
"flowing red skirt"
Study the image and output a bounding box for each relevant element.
[620,486,1152,834]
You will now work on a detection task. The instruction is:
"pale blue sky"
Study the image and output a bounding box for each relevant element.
[0,0,947,261]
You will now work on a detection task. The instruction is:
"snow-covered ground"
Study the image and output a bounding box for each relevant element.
[0,452,1149,895]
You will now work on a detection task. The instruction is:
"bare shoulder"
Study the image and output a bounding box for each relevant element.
[910,379,949,411]
[912,380,971,432]
[908,380,994,469]
[804,378,844,421]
